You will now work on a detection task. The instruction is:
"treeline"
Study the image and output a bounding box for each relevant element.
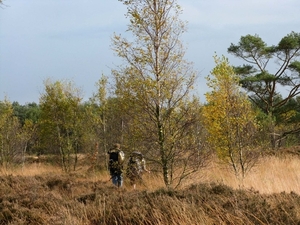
[0,77,208,189]
[0,78,135,173]
[1,73,300,178]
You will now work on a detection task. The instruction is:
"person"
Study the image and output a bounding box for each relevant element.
[107,143,125,188]
[126,151,150,189]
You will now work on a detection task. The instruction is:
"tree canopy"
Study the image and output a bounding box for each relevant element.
[228,32,300,113]
[39,79,83,172]
[228,32,300,147]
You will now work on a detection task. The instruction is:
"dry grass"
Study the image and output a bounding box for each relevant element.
[6,153,300,194]
[0,151,300,224]
[198,155,300,195]
[0,163,62,177]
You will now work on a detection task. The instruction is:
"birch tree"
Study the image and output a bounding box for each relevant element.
[203,56,261,179]
[39,79,83,172]
[0,99,20,167]
[112,0,205,188]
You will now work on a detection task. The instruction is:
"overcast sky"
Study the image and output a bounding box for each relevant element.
[0,0,299,104]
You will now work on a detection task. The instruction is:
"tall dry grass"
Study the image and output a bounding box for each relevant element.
[197,155,300,195]
[2,154,299,195]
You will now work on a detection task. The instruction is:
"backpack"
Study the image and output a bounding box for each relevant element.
[118,151,125,164]
[127,152,144,175]
[108,150,125,173]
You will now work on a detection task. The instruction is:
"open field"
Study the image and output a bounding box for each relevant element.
[0,150,300,224]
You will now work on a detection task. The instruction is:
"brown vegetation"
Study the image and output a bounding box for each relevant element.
[0,149,300,225]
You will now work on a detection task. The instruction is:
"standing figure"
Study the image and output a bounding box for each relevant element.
[107,143,125,188]
[126,151,150,189]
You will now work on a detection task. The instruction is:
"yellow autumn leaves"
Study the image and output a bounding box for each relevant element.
[203,56,260,178]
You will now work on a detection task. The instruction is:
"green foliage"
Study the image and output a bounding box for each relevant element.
[0,100,19,166]
[277,31,300,50]
[289,61,300,73]
[39,79,83,172]
[228,34,272,60]
[0,99,35,167]
[203,55,260,178]
[12,102,40,125]
[228,31,300,148]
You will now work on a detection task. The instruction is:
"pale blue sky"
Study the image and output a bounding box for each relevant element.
[0,0,299,104]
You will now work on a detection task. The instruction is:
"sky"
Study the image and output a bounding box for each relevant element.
[0,0,299,104]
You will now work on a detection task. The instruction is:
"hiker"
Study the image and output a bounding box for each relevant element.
[126,151,150,189]
[107,143,125,187]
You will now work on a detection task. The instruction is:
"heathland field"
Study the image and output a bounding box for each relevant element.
[1,149,300,225]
